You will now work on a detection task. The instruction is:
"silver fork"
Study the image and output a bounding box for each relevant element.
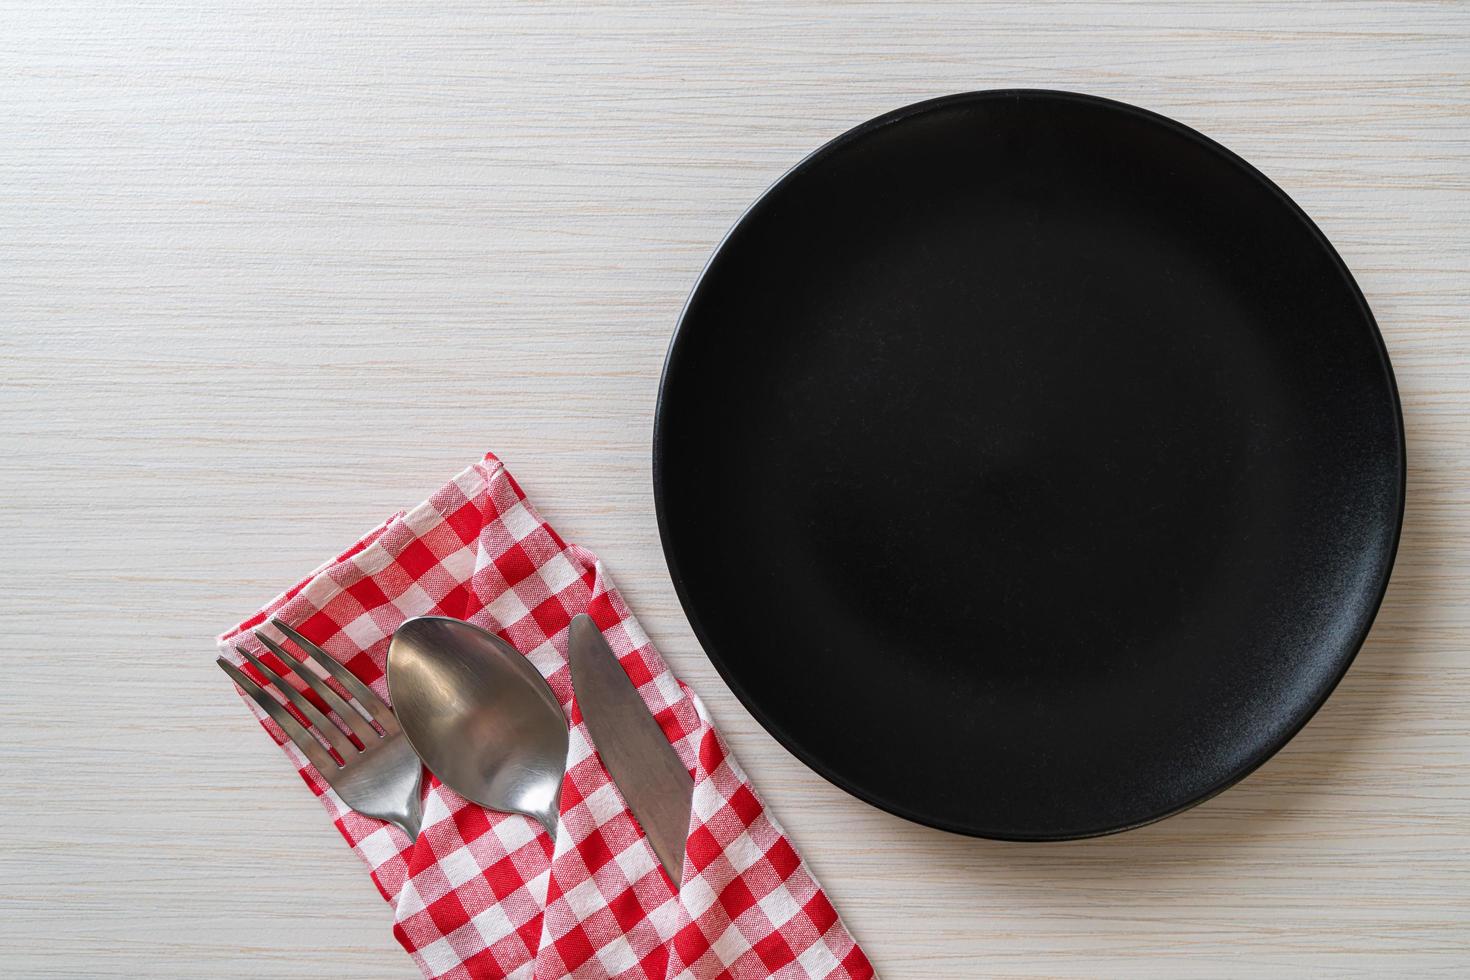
[218,618,424,840]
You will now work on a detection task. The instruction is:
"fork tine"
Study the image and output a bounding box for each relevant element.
[218,658,338,775]
[239,649,358,760]
[270,619,398,733]
[254,632,379,744]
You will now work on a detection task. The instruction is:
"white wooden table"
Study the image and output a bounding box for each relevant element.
[3,3,1468,977]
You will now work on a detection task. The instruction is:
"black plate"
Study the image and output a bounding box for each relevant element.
[653,91,1404,840]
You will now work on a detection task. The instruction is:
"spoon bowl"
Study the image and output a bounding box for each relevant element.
[387,616,568,835]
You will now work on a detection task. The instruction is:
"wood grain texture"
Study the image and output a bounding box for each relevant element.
[1,2,1467,977]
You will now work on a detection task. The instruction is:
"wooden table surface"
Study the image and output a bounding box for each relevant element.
[3,2,1468,977]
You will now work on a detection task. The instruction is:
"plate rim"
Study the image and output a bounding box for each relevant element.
[651,88,1407,841]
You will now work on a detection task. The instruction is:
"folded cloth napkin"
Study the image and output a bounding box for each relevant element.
[217,452,874,980]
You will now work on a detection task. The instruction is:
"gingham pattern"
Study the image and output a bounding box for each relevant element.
[217,453,873,980]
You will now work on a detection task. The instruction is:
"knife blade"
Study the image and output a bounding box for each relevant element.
[568,613,693,885]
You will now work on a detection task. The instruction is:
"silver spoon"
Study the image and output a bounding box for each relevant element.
[386,616,568,835]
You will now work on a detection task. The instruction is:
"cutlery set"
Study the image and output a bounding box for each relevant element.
[218,613,688,880]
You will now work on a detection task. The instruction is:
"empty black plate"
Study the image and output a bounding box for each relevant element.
[653,90,1404,840]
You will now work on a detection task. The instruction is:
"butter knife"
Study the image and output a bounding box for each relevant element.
[568,614,693,885]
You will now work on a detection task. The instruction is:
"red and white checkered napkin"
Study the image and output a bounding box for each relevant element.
[217,452,874,980]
